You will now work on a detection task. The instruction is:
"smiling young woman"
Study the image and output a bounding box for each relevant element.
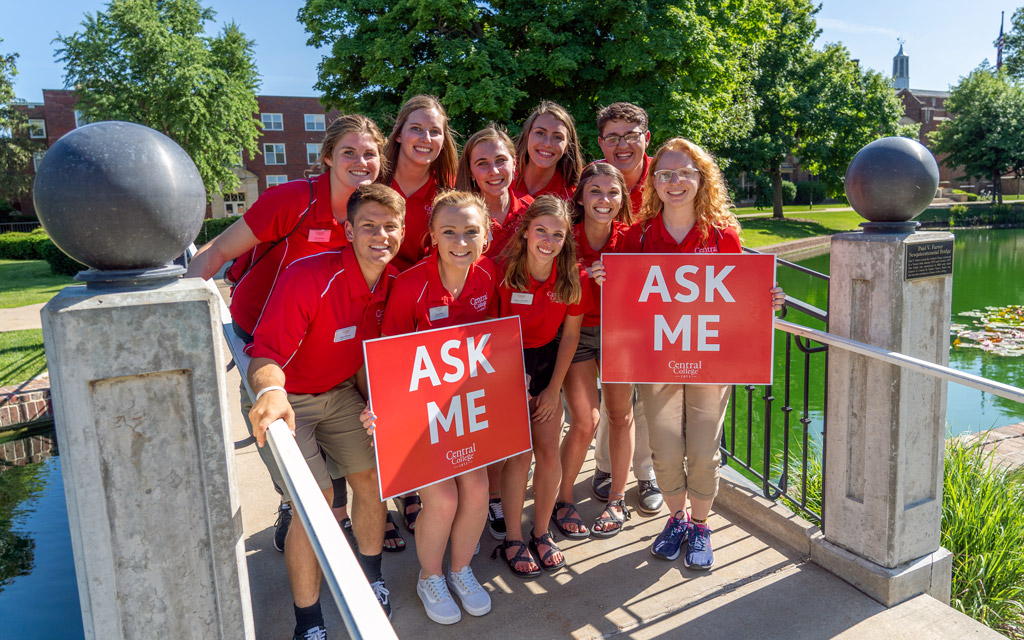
[513,101,584,201]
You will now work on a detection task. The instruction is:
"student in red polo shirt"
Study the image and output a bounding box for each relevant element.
[590,102,663,516]
[488,196,590,578]
[552,163,636,541]
[246,184,406,637]
[513,101,584,201]
[366,191,495,625]
[384,95,459,272]
[594,138,785,572]
[185,114,386,551]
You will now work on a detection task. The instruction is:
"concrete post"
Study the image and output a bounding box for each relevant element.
[815,137,954,606]
[34,122,254,638]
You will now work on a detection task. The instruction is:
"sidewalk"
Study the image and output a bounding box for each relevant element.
[0,302,45,331]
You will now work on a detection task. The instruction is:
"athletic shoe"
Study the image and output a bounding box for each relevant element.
[637,479,664,514]
[650,512,689,561]
[447,565,492,616]
[371,579,392,620]
[592,470,612,501]
[487,498,506,540]
[416,574,461,625]
[274,502,292,552]
[293,625,326,640]
[684,523,715,570]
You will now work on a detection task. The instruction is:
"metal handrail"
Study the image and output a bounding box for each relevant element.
[774,318,1024,404]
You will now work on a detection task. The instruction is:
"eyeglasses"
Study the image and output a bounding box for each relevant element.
[601,131,645,146]
[654,168,700,183]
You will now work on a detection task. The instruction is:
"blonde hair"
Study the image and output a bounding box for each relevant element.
[455,124,516,193]
[317,114,387,179]
[498,195,581,305]
[639,137,740,242]
[382,95,458,188]
[514,101,584,192]
[429,190,491,233]
[572,163,633,226]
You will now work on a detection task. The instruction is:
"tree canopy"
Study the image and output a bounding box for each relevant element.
[0,42,40,204]
[930,66,1024,204]
[55,0,262,198]
[299,0,774,155]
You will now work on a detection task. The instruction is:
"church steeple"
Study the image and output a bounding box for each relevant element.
[893,39,909,90]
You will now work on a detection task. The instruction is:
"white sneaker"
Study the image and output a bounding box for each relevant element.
[447,565,492,617]
[416,573,461,625]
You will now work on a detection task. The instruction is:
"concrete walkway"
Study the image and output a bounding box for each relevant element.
[0,302,45,331]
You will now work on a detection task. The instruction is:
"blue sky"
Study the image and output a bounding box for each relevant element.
[2,0,1017,102]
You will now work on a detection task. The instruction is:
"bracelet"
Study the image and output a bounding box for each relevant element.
[255,385,286,402]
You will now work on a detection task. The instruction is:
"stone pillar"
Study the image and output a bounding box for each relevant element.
[34,122,254,638]
[817,137,954,607]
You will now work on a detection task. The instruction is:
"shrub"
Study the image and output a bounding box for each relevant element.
[194,216,240,247]
[40,239,87,276]
[0,230,48,260]
[967,193,979,202]
[949,204,970,225]
[795,181,827,205]
[754,176,796,208]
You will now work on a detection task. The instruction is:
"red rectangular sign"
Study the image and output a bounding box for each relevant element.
[363,317,533,500]
[600,253,776,385]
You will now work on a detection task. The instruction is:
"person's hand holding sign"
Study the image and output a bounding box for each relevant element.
[360,405,377,438]
[771,283,785,311]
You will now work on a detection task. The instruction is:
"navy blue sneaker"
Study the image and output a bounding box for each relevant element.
[650,512,689,561]
[684,523,714,570]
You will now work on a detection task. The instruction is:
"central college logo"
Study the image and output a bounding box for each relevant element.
[547,290,557,303]
[667,360,702,378]
[470,294,488,312]
[446,443,477,469]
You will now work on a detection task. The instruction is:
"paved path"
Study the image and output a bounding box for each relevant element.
[963,423,1024,470]
[0,302,44,332]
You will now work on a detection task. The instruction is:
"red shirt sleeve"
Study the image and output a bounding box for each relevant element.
[242,179,310,243]
[248,264,319,365]
[718,226,742,253]
[381,276,420,336]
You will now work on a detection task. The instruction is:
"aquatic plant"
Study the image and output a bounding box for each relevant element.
[951,305,1024,357]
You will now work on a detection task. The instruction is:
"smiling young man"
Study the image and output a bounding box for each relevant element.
[591,102,664,516]
[246,184,405,639]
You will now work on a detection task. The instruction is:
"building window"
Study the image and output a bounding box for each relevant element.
[261,113,283,131]
[223,192,246,216]
[74,110,90,128]
[305,114,326,131]
[33,150,47,171]
[264,143,286,165]
[266,175,288,188]
[307,143,322,165]
[28,119,46,139]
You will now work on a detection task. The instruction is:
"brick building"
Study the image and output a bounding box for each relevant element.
[13,90,340,218]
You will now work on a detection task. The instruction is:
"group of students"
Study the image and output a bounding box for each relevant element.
[185,97,784,640]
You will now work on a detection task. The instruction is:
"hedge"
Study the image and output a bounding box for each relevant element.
[795,181,827,205]
[950,203,1024,226]
[40,239,88,276]
[195,216,240,246]
[0,229,49,260]
[754,175,796,208]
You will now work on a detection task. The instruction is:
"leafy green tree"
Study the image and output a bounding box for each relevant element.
[931,67,1024,204]
[0,42,40,205]
[299,0,773,154]
[1001,7,1024,80]
[55,0,261,198]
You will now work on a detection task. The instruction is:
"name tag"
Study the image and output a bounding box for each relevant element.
[429,306,449,321]
[308,229,331,243]
[334,326,357,342]
[510,292,534,305]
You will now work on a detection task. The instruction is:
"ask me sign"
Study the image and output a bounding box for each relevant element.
[601,253,776,385]
[364,317,532,500]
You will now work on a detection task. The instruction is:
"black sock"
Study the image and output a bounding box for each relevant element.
[358,551,383,583]
[294,600,323,636]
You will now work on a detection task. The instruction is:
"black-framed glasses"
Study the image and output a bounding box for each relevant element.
[601,131,645,146]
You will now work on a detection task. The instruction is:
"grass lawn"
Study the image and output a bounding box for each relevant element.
[0,329,46,386]
[732,203,852,215]
[0,259,74,309]
[740,211,865,247]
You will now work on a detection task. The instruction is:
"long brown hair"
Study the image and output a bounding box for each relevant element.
[382,95,458,188]
[455,124,516,193]
[514,101,584,192]
[316,114,387,180]
[498,195,581,305]
[572,163,633,226]
[639,137,739,242]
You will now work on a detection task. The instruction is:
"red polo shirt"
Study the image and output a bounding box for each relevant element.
[230,174,348,335]
[623,214,742,255]
[383,254,497,334]
[489,260,592,348]
[248,246,397,395]
[514,169,575,201]
[392,175,438,272]
[573,220,629,327]
[486,193,533,259]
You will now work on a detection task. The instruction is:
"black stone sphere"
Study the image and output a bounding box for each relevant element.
[844,137,939,223]
[33,121,206,271]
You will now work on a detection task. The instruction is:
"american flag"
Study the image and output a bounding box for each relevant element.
[998,11,1005,70]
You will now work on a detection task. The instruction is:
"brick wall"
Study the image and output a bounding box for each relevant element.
[0,377,53,430]
[0,433,57,467]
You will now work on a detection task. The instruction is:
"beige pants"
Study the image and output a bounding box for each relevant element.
[638,383,731,501]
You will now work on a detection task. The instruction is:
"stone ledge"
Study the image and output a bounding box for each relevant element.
[0,375,53,430]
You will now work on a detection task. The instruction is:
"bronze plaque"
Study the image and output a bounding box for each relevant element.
[905,239,954,280]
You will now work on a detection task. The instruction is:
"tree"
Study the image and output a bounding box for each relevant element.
[299,0,774,154]
[0,42,40,204]
[55,0,261,198]
[722,0,912,218]
[1001,7,1024,79]
[930,67,1024,204]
